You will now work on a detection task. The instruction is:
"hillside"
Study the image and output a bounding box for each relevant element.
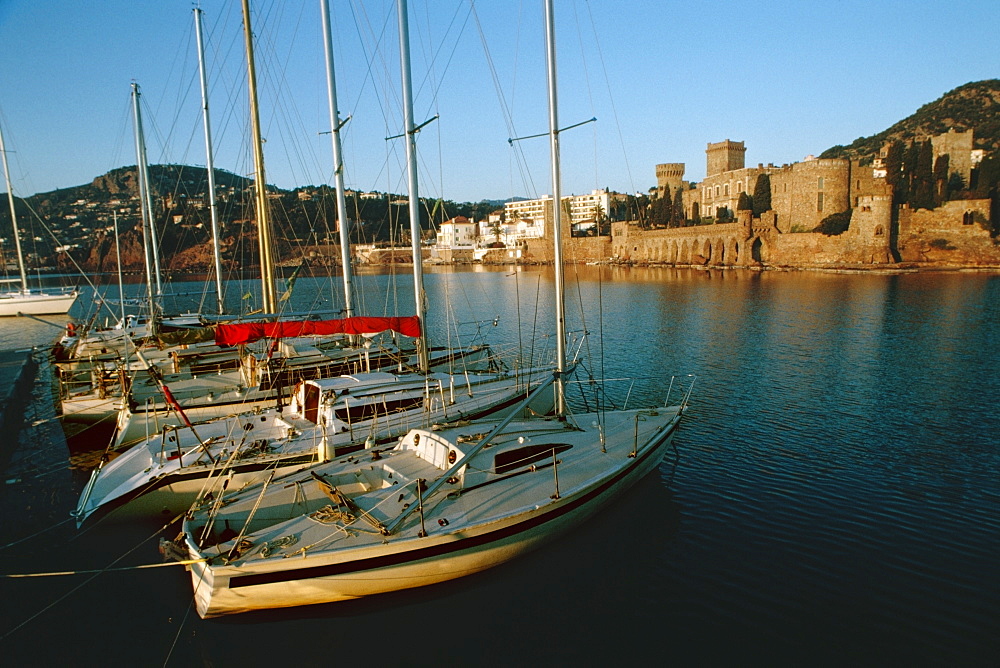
[820,80,1000,162]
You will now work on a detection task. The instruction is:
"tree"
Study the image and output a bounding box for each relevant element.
[752,174,771,217]
[690,201,701,226]
[672,187,685,227]
[933,154,950,205]
[736,192,753,211]
[911,141,935,209]
[650,193,671,228]
[902,141,922,206]
[884,140,906,205]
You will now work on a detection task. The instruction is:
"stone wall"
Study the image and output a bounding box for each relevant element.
[930,129,974,183]
[897,199,1000,265]
[770,159,851,233]
[522,235,613,263]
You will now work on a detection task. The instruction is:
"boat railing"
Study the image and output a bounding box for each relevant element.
[564,373,696,412]
[56,356,125,401]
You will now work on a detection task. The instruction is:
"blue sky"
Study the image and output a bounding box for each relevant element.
[0,0,997,205]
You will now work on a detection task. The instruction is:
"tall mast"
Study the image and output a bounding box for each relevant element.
[113,211,126,323]
[320,0,354,317]
[543,0,567,415]
[241,0,278,315]
[131,83,161,312]
[396,0,429,373]
[194,7,226,315]
[0,123,28,291]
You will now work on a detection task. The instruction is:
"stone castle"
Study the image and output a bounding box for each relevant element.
[515,131,999,268]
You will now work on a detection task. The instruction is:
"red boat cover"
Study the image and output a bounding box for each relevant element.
[213,316,421,347]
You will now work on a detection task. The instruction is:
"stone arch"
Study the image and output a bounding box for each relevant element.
[711,238,725,266]
[680,239,691,264]
[751,236,767,263]
[728,238,740,265]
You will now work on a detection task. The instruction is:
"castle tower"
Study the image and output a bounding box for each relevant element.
[656,163,685,198]
[706,140,746,176]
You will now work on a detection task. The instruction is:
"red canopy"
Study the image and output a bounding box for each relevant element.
[213,316,421,347]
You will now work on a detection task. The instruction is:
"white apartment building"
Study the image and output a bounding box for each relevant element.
[503,189,610,239]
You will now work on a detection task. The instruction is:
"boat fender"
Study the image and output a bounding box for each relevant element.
[438,518,449,526]
[447,449,457,464]
[66,322,76,337]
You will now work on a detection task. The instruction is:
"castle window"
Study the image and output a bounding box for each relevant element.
[963,211,974,225]
[736,181,742,192]
[817,192,825,212]
[875,225,884,236]
[724,184,729,196]
[818,176,825,189]
[714,186,720,197]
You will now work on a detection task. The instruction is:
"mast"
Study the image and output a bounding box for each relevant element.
[543,0,567,415]
[194,7,226,315]
[0,124,28,291]
[241,0,278,315]
[113,211,126,323]
[320,0,354,318]
[131,83,161,312]
[396,0,429,373]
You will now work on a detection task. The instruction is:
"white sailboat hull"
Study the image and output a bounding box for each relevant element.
[182,408,683,618]
[75,367,555,526]
[0,289,78,317]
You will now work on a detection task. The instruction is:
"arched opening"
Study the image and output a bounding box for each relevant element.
[751,237,765,263]
[713,239,725,266]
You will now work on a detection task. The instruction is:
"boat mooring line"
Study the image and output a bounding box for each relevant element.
[0,517,72,552]
[0,513,186,641]
[2,558,206,578]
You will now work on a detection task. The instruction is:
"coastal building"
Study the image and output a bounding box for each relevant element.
[503,189,611,239]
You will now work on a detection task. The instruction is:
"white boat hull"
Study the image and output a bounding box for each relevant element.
[0,289,78,317]
[183,407,682,617]
[76,367,555,526]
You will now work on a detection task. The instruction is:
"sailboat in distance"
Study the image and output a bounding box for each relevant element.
[177,0,693,618]
[0,122,78,317]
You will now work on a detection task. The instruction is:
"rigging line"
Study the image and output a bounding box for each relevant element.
[467,0,537,198]
[161,598,195,668]
[0,517,72,553]
[583,0,637,193]
[20,200,99,295]
[568,2,601,190]
[2,558,208,579]
[413,2,471,125]
[348,0,400,150]
[0,512,185,643]
[598,264,606,420]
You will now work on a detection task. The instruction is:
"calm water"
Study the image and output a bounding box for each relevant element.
[0,267,997,666]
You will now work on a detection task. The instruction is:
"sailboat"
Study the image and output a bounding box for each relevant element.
[176,0,693,618]
[56,8,453,445]
[0,122,79,317]
[72,0,557,527]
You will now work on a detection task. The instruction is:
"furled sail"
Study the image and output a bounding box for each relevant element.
[155,316,421,348]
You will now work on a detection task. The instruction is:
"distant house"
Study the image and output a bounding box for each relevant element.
[435,215,476,248]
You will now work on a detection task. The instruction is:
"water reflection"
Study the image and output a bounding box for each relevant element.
[0,267,997,665]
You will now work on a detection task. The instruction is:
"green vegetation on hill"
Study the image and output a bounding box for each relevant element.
[821,80,1000,162]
